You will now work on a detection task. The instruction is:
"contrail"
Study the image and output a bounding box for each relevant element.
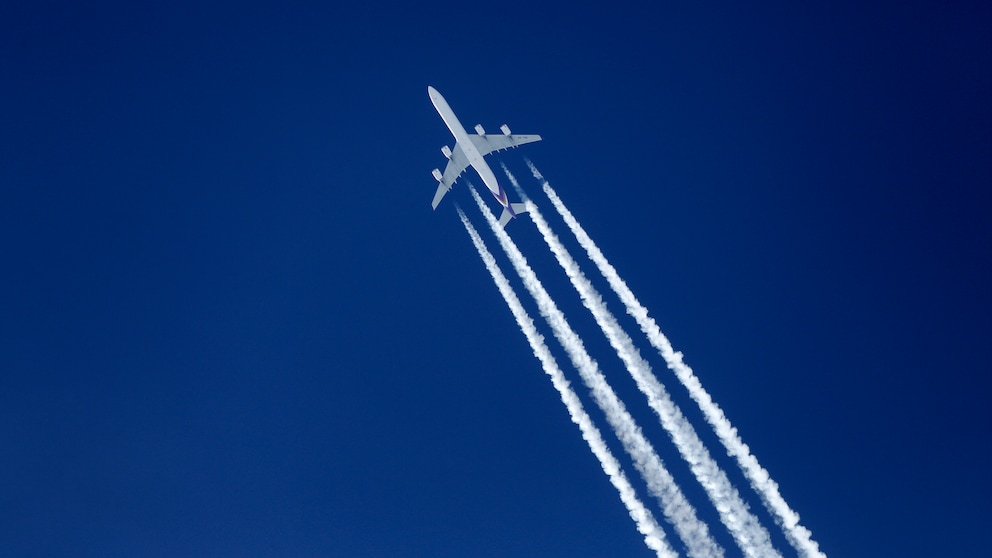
[502,165,780,558]
[456,207,675,558]
[468,186,723,558]
[526,160,826,558]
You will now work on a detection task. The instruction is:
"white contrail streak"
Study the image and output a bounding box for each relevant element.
[502,165,780,558]
[468,187,723,558]
[456,207,675,558]
[526,160,826,558]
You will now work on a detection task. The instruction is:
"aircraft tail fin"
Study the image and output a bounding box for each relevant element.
[498,203,528,229]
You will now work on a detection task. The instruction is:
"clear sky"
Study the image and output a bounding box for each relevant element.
[2,2,990,557]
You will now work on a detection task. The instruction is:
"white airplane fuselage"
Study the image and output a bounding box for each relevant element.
[428,87,512,212]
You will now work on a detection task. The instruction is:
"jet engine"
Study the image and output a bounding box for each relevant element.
[474,124,485,135]
[441,145,452,159]
[432,168,443,182]
[500,124,511,135]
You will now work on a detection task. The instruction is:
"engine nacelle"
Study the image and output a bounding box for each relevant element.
[500,124,511,135]
[441,145,452,159]
[432,168,443,182]
[474,124,485,135]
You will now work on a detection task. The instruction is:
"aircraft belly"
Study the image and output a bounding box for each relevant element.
[474,163,502,199]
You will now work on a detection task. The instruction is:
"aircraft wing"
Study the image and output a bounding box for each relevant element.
[470,134,542,158]
[431,143,471,209]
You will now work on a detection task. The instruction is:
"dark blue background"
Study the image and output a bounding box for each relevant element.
[2,2,989,556]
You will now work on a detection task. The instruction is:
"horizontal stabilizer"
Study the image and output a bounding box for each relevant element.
[498,202,529,228]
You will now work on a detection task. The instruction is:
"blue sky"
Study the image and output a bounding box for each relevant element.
[2,2,989,556]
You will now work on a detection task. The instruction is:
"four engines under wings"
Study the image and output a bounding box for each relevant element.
[430,128,542,210]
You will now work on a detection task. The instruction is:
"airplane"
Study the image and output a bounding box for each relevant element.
[428,86,542,227]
